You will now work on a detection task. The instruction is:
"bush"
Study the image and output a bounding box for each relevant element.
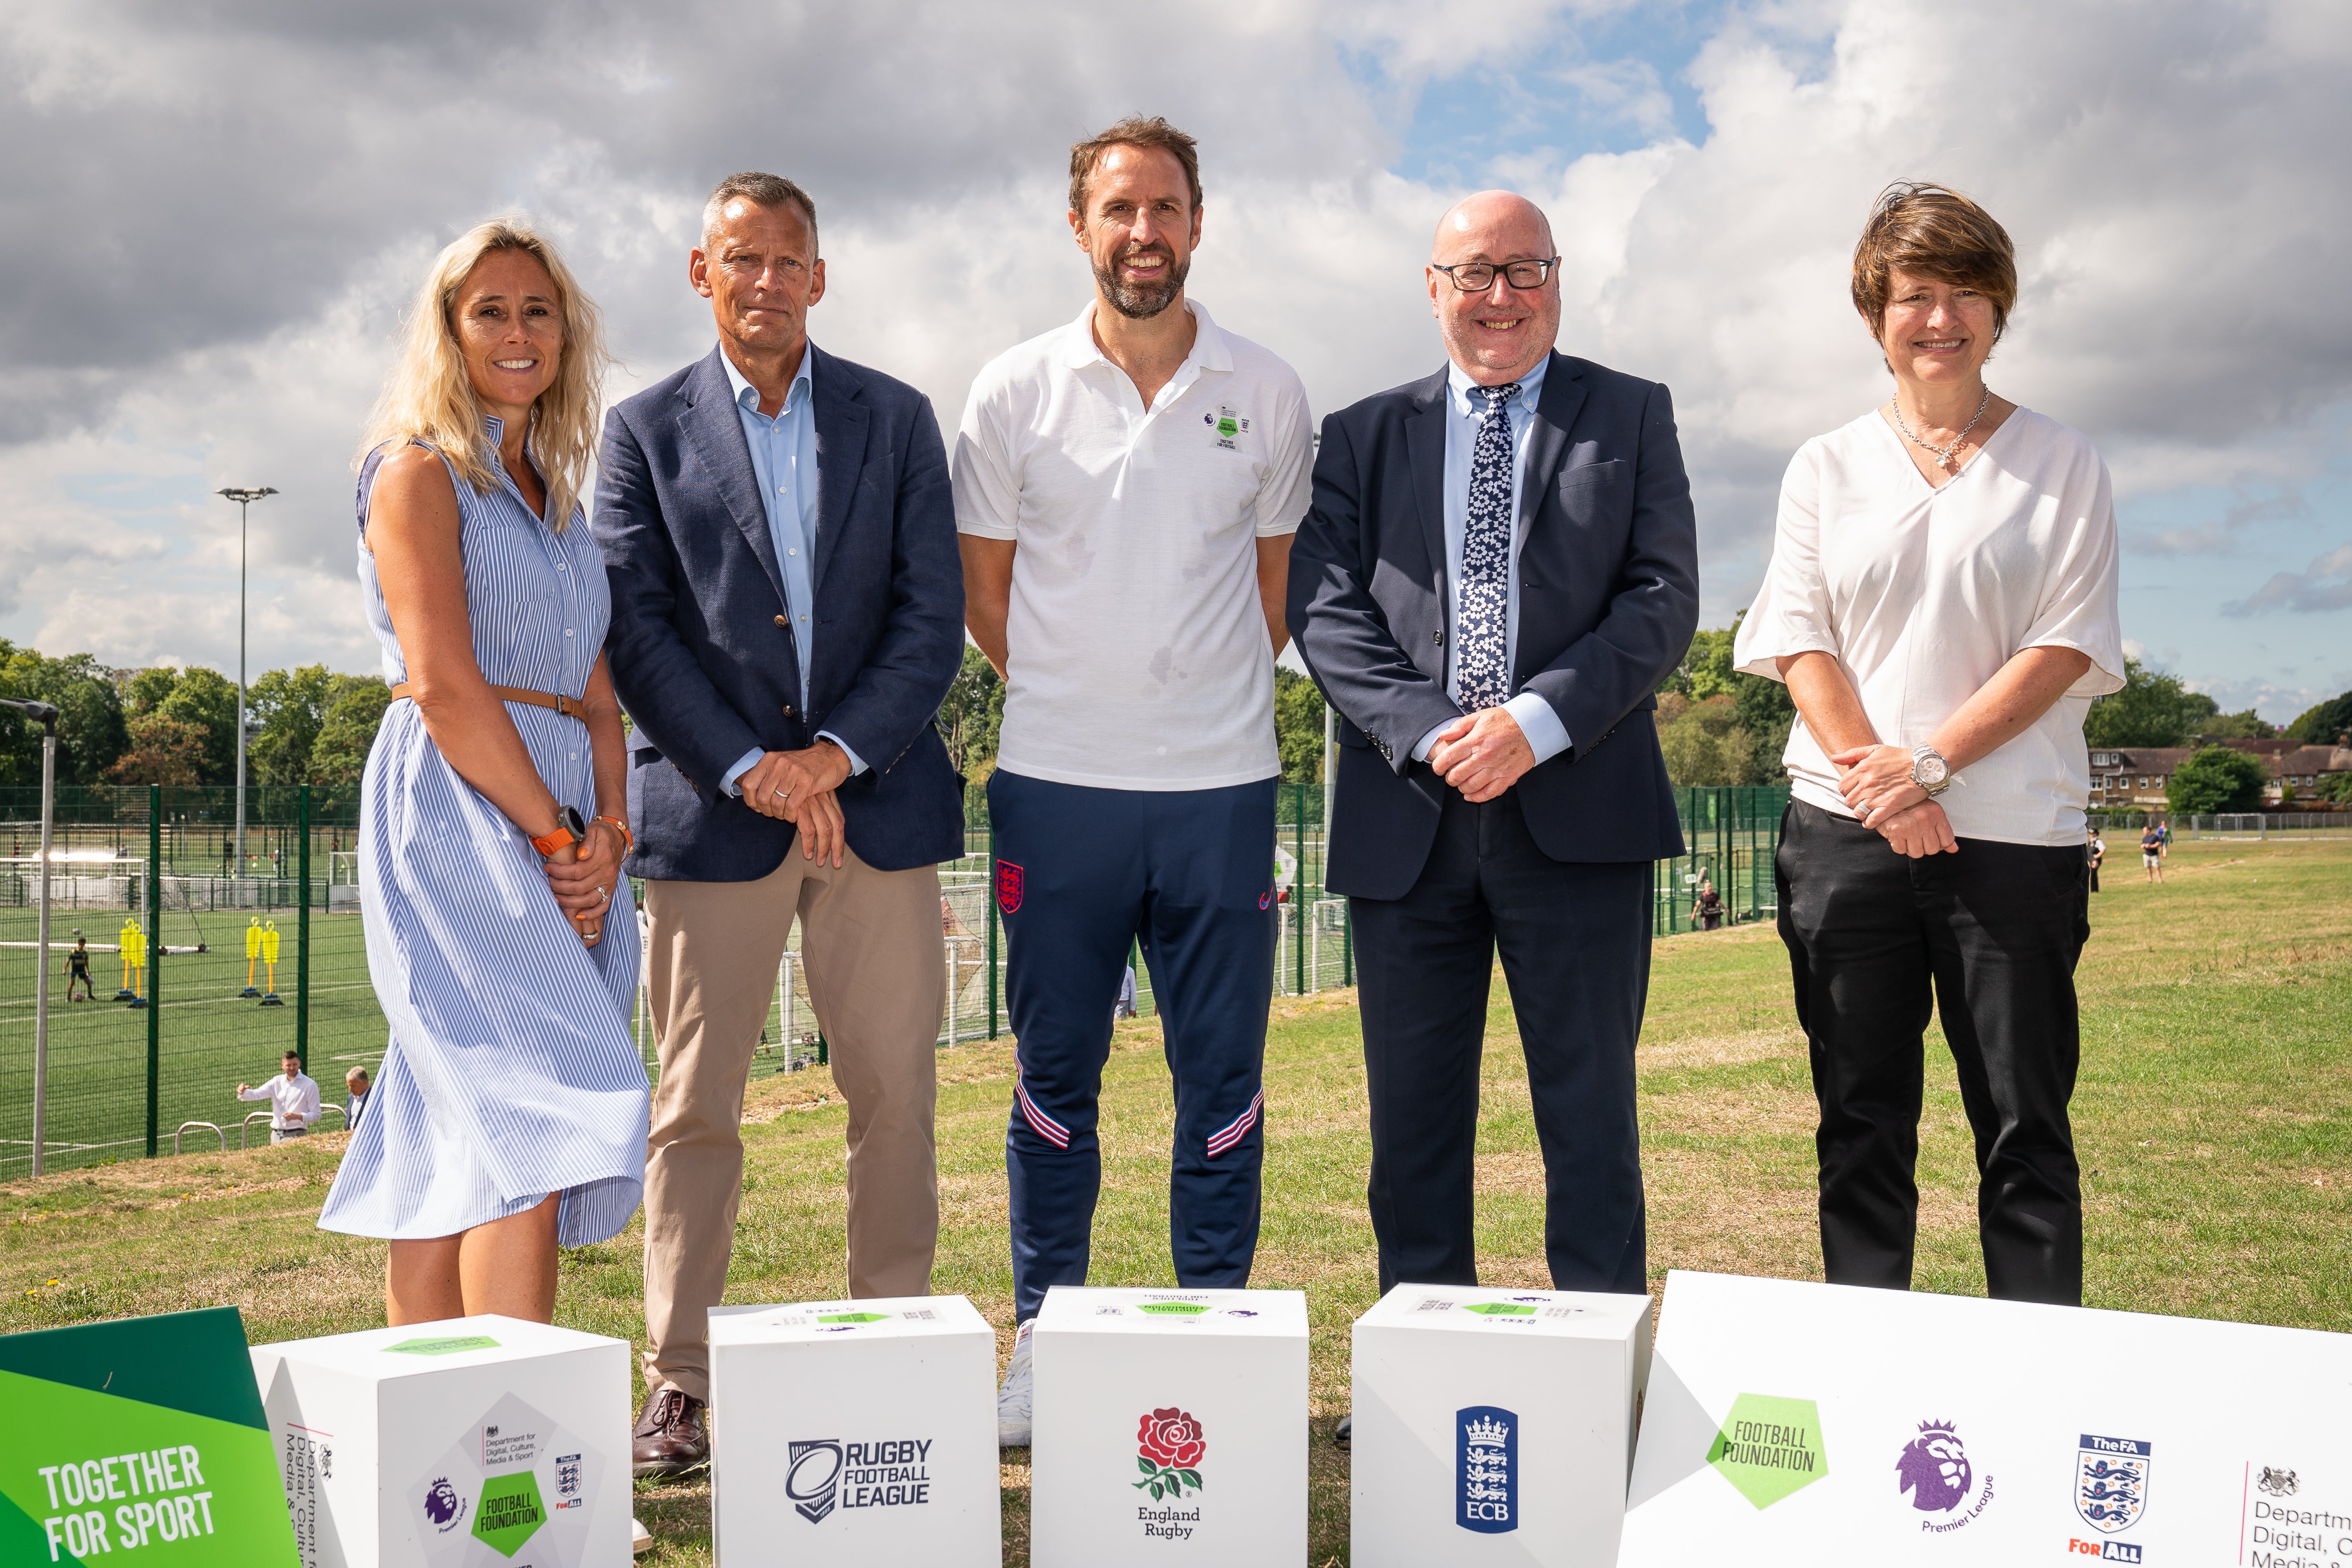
[2164,746,2269,815]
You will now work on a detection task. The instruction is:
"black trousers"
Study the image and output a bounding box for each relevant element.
[1776,800,2089,1304]
[1353,787,1651,1296]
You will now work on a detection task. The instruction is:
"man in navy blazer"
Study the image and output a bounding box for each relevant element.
[594,173,964,1476]
[1289,193,1697,1393]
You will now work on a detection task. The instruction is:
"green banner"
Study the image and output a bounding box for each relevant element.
[0,1308,297,1566]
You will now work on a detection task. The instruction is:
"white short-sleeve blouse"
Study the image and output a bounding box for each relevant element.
[1732,407,2126,847]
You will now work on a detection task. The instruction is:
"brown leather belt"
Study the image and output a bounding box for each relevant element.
[388,682,589,722]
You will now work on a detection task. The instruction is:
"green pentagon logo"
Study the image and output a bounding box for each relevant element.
[1707,1393,1829,1509]
[1216,417,1239,438]
[471,1470,546,1557]
[1461,1303,1536,1316]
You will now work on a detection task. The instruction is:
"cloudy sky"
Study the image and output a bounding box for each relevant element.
[3,0,2348,719]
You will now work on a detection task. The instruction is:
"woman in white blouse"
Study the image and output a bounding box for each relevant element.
[1732,183,2124,1306]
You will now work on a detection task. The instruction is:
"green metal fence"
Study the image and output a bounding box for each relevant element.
[1,777,1789,1173]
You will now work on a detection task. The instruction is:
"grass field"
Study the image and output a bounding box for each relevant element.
[4,835,2348,1565]
[0,907,391,1174]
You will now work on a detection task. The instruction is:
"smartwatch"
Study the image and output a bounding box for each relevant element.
[1910,745,1953,797]
[531,804,588,859]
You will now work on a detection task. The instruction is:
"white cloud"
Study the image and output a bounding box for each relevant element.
[0,0,2346,716]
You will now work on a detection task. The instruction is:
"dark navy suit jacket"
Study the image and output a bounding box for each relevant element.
[1287,352,1699,900]
[594,345,965,880]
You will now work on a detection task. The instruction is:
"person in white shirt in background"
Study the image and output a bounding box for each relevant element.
[1733,183,2123,1309]
[238,1050,323,1144]
[955,115,1313,1447]
[345,1066,372,1130]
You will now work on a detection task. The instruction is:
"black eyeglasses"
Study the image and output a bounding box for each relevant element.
[1432,257,1561,292]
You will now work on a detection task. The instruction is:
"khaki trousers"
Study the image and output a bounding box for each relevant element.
[641,845,944,1401]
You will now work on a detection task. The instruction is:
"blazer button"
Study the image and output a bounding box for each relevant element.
[782,704,797,717]
[774,614,789,629]
[1433,630,1443,645]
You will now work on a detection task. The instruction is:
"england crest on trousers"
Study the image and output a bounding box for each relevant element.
[2076,1435,2151,1534]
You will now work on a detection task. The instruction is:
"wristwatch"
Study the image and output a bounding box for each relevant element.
[531,805,588,859]
[1910,745,1953,797]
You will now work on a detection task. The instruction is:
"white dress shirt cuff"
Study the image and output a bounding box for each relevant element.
[1505,692,1571,765]
[1409,695,1571,767]
[816,732,869,776]
[721,747,766,797]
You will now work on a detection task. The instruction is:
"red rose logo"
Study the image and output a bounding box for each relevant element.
[1134,1407,1206,1500]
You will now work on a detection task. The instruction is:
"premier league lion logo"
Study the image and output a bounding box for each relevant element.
[1896,1421,1974,1513]
[421,1476,465,1532]
[2076,1436,2151,1534]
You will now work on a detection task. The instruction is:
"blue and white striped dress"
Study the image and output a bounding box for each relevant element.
[318,417,649,1247]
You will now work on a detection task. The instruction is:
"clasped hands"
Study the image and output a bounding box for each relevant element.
[1830,743,1958,858]
[739,740,851,867]
[542,817,627,948]
[1427,707,1537,803]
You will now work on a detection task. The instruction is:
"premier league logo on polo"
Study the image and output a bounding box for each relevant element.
[1898,1421,1974,1513]
[2076,1435,2152,1534]
[1457,1406,1517,1534]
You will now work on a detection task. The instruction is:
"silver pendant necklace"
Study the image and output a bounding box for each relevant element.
[1890,384,1992,472]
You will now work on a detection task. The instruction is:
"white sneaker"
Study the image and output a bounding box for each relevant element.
[631,1516,652,1555]
[997,1317,1036,1448]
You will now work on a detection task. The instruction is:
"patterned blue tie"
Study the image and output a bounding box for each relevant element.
[1456,382,1520,713]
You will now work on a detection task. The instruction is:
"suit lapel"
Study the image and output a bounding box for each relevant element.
[679,348,789,611]
[1403,368,1449,608]
[1513,353,1588,687]
[1520,351,1585,528]
[810,346,873,594]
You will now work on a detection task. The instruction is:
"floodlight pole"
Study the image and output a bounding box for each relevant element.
[1,698,60,1178]
[216,487,277,875]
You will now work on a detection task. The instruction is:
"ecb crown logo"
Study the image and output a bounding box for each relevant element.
[1457,1405,1517,1534]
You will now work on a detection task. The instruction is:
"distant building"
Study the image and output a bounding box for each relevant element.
[2087,738,2352,810]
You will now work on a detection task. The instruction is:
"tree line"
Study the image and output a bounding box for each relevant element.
[11,628,2336,804]
[0,640,391,792]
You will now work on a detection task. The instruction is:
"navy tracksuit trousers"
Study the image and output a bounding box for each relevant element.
[989,768,1277,1323]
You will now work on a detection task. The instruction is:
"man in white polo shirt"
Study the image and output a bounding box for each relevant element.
[955,115,1313,1445]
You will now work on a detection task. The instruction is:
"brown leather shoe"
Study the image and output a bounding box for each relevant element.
[631,1388,708,1477]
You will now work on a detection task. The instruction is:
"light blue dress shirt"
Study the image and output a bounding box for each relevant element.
[717,344,866,795]
[1411,356,1574,768]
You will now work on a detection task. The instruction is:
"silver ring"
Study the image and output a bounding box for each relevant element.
[774,786,789,799]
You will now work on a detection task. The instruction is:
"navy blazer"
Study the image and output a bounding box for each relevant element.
[594,345,966,880]
[1287,351,1698,899]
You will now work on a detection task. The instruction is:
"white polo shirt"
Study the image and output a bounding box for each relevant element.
[953,298,1314,791]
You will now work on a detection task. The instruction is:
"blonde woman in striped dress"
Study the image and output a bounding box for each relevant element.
[320,219,650,1326]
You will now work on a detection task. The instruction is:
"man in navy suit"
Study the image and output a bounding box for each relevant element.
[1289,193,1697,1412]
[595,172,965,1476]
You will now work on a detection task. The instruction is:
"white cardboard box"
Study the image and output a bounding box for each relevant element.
[1349,1283,1653,1567]
[249,1313,631,1568]
[1029,1285,1308,1568]
[1622,1270,2352,1567]
[705,1294,998,1567]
